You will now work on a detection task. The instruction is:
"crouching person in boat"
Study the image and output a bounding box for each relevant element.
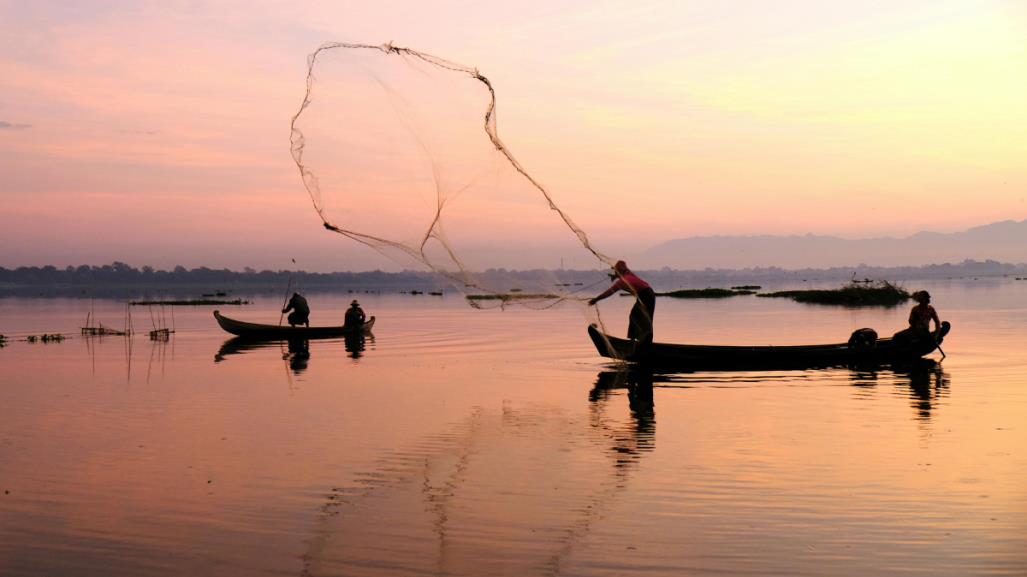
[588,260,656,350]
[894,290,942,343]
[282,292,310,327]
[344,300,366,328]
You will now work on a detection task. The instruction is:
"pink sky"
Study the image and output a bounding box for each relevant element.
[1,1,1024,271]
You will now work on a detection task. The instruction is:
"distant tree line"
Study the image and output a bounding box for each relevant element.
[636,259,1027,286]
[0,262,443,295]
[1,259,1023,298]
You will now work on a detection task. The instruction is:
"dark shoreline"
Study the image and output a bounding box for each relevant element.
[1,259,1024,299]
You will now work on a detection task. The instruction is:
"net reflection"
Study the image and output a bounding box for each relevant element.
[299,380,656,576]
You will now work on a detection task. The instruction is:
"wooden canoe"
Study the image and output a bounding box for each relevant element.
[213,310,375,339]
[588,321,950,369]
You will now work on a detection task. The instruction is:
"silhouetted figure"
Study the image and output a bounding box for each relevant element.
[344,299,366,328]
[287,338,310,374]
[894,290,941,343]
[589,260,655,350]
[344,333,366,358]
[282,292,310,327]
[909,291,941,335]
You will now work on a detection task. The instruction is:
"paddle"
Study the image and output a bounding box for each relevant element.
[935,320,950,360]
[278,259,297,327]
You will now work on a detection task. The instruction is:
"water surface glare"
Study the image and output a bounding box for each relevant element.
[1,280,1025,576]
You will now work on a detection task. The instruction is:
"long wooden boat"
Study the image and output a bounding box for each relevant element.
[213,310,375,339]
[588,321,950,369]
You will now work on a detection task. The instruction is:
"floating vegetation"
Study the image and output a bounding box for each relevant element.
[466,293,559,302]
[149,328,173,341]
[757,281,910,307]
[657,288,756,298]
[81,326,127,336]
[26,334,66,343]
[129,298,248,306]
[731,285,762,290]
[0,334,6,347]
[429,291,443,296]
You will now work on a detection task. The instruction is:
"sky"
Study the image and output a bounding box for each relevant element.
[1,0,1025,272]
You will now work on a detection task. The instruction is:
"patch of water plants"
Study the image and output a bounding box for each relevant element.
[656,288,757,298]
[25,333,66,343]
[757,281,910,307]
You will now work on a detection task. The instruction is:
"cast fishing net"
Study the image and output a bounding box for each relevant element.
[289,42,615,308]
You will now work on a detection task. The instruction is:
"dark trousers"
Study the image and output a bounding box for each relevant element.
[287,311,309,327]
[628,288,656,345]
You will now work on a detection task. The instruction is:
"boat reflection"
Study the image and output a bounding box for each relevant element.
[214,334,374,375]
[590,369,656,464]
[895,357,948,420]
[214,337,312,374]
[859,358,951,421]
[344,333,368,358]
[598,358,951,425]
[285,339,310,374]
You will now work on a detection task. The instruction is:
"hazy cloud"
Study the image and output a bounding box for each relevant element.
[0,121,31,130]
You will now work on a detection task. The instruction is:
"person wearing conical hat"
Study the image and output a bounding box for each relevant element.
[344,299,366,328]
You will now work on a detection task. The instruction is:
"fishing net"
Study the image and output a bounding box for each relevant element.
[289,42,614,309]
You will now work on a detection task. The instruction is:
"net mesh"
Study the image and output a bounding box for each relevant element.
[289,42,614,308]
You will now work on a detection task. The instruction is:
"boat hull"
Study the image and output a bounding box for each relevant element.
[588,321,950,369]
[213,310,375,339]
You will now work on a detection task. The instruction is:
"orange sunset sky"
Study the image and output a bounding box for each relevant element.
[1,1,1024,272]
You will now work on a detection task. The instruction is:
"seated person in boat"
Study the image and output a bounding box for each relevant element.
[588,260,655,347]
[344,300,366,327]
[894,290,941,342]
[282,292,310,327]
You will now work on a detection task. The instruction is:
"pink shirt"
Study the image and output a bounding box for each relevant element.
[611,272,651,293]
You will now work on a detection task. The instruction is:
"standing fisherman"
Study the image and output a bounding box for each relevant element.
[588,260,656,349]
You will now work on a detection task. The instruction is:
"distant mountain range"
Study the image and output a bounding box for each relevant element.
[636,219,1027,269]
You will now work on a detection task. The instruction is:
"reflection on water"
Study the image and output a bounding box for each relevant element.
[591,370,656,464]
[343,333,367,358]
[214,334,374,375]
[300,394,657,577]
[286,339,310,374]
[82,330,176,384]
[849,359,952,421]
[896,360,951,421]
[1,286,1024,577]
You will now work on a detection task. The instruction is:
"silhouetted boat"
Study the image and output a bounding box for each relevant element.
[213,310,375,339]
[588,321,950,369]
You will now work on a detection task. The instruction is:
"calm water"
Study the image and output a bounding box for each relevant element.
[1,279,1025,576]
